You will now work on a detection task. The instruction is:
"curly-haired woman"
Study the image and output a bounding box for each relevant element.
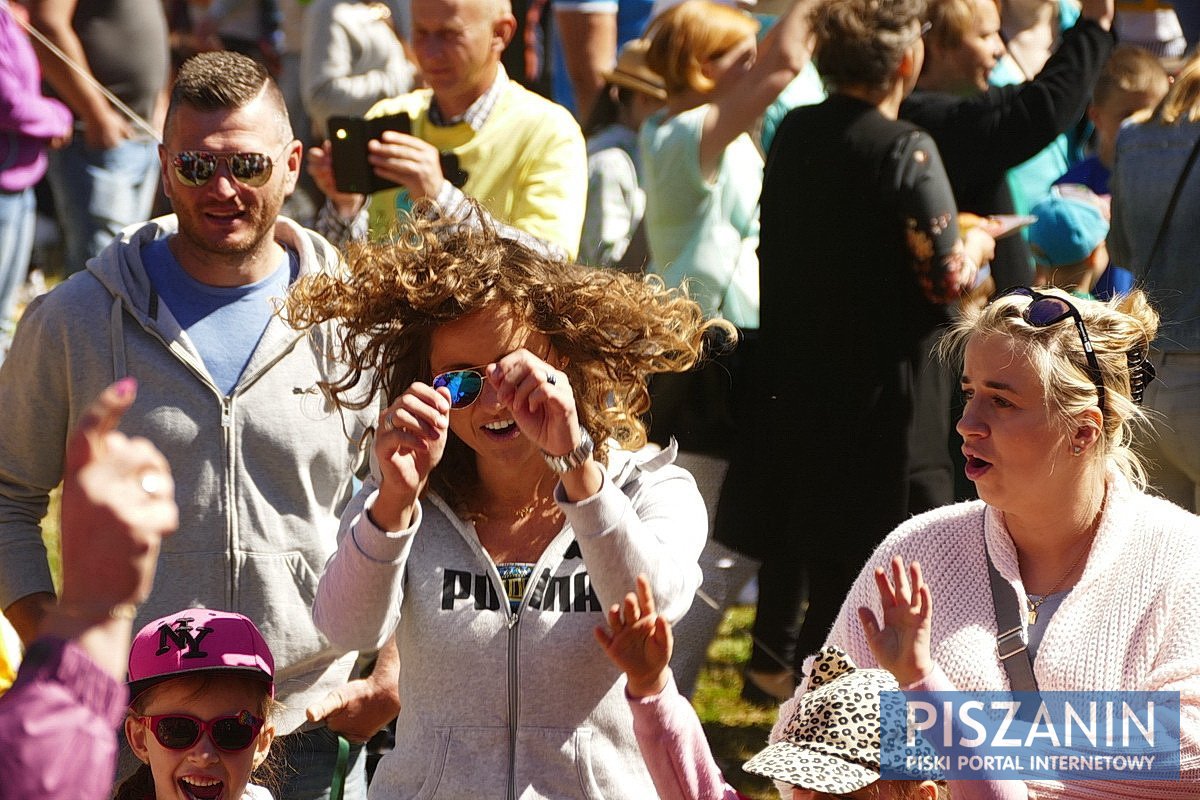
[285,206,724,798]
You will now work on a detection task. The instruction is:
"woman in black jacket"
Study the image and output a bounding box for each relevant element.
[719,0,994,705]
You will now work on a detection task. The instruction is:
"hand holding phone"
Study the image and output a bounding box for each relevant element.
[329,112,412,194]
[328,113,470,198]
[307,142,364,217]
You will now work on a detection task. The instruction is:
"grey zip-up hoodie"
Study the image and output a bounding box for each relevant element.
[0,215,377,733]
[314,443,708,799]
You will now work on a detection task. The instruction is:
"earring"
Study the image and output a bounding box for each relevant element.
[1072,445,1082,456]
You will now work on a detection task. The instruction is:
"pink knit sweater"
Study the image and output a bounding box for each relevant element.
[774,473,1200,799]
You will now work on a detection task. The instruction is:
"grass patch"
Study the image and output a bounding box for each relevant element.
[693,605,780,799]
[44,487,61,592]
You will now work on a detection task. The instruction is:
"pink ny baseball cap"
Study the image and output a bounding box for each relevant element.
[127,608,275,701]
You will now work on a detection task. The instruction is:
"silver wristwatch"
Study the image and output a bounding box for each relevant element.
[542,427,594,474]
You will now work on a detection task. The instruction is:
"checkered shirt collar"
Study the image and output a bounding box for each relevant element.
[428,66,508,130]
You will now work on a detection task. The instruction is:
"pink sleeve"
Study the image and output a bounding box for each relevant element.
[0,637,128,800]
[627,672,748,800]
[0,10,74,140]
[906,667,1029,800]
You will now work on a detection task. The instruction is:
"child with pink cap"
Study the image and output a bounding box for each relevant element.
[116,608,278,800]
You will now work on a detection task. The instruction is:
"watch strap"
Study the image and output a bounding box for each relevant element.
[542,427,594,474]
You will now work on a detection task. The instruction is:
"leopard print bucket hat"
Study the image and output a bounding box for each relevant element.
[743,646,923,792]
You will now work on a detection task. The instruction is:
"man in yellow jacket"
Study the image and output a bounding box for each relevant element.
[310,0,588,260]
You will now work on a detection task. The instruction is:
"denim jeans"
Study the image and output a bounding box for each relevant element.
[276,725,367,800]
[45,134,159,275]
[0,187,34,333]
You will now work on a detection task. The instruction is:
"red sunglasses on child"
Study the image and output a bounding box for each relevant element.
[136,710,263,752]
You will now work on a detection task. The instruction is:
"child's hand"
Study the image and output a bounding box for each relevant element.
[593,574,672,698]
[857,556,934,687]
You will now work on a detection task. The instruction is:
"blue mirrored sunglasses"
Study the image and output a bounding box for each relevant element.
[432,366,486,409]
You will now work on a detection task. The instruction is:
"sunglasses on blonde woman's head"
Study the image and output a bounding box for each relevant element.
[995,287,1107,418]
[170,141,294,187]
[137,710,264,752]
[432,365,488,409]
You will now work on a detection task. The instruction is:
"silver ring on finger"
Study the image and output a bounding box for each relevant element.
[382,414,396,432]
[545,370,557,386]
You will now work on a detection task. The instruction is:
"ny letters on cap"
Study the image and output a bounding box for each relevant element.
[127,607,275,700]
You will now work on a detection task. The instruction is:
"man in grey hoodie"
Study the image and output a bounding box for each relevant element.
[0,51,389,799]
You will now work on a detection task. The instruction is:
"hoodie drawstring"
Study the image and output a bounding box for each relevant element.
[109,296,125,381]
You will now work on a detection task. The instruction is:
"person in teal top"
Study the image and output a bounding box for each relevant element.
[640,105,762,327]
[640,0,814,331]
[638,0,814,459]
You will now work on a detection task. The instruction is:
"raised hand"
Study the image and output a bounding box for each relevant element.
[857,556,934,686]
[59,377,178,621]
[369,383,451,530]
[487,348,582,461]
[593,575,672,698]
[368,131,444,200]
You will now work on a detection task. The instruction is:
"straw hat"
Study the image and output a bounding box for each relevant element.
[603,39,667,101]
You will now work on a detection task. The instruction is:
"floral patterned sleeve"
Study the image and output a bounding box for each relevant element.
[890,130,967,304]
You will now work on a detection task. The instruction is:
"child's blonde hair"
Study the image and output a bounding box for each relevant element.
[1093,45,1169,109]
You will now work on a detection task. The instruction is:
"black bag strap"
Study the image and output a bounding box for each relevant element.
[1143,132,1200,280]
[984,544,1040,693]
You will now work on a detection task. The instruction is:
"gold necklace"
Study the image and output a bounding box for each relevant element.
[1025,534,1094,624]
[472,473,550,523]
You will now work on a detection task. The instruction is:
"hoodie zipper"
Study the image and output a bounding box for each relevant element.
[431,494,602,800]
[221,394,237,605]
[126,312,301,611]
[507,608,520,800]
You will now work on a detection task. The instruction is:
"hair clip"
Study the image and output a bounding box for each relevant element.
[1127,347,1156,405]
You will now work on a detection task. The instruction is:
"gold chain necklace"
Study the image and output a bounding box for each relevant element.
[1025,534,1094,625]
[470,473,550,523]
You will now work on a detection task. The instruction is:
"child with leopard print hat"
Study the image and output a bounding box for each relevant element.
[596,574,1024,800]
[744,647,942,799]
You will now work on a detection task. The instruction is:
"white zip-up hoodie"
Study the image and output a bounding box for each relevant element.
[314,443,708,798]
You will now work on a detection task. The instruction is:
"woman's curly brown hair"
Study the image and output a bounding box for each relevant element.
[285,203,734,507]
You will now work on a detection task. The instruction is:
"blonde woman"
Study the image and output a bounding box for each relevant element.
[806,288,1200,798]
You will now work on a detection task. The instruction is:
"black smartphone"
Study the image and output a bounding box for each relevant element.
[328,112,412,194]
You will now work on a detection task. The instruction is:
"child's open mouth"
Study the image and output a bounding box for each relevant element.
[179,777,224,800]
